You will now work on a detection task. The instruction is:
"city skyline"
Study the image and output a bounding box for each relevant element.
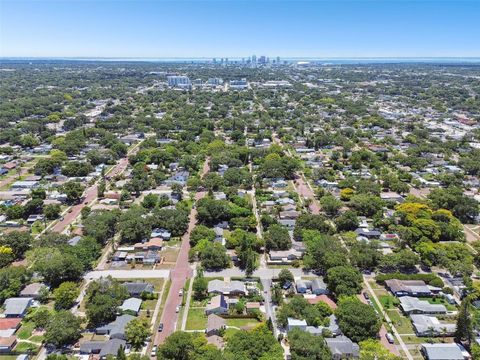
[1,0,480,58]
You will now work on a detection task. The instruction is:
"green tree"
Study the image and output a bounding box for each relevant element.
[44,204,61,220]
[336,297,380,343]
[0,246,15,267]
[0,231,32,258]
[288,327,331,360]
[334,210,359,232]
[199,242,230,270]
[326,265,363,297]
[264,224,291,251]
[359,339,401,360]
[125,318,151,350]
[44,311,82,348]
[455,298,473,345]
[54,281,80,310]
[61,181,85,203]
[277,269,294,287]
[320,194,342,216]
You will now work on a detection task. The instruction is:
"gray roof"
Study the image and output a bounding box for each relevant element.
[100,339,127,357]
[3,298,32,316]
[399,297,447,314]
[305,314,341,336]
[411,315,456,336]
[207,280,246,295]
[325,336,360,357]
[123,282,154,295]
[421,343,468,360]
[96,314,135,338]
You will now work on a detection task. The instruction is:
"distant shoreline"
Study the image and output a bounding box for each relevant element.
[1,57,480,65]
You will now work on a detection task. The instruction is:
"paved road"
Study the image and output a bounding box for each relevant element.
[358,289,400,356]
[261,278,279,338]
[204,268,314,279]
[294,174,320,214]
[84,269,170,279]
[364,278,413,360]
[51,157,129,233]
[155,159,210,344]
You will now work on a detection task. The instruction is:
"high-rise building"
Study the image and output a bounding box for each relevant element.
[276,56,280,64]
[167,76,191,89]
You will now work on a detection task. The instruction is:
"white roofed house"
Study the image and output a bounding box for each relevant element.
[399,297,448,315]
[410,315,456,337]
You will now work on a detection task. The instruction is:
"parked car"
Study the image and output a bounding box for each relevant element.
[363,292,369,300]
[386,333,394,344]
[158,323,164,332]
[150,346,157,357]
[175,305,180,313]
[179,289,183,296]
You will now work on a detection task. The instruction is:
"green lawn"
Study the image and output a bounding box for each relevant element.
[379,294,400,310]
[14,342,39,354]
[17,322,35,340]
[225,318,262,329]
[386,309,414,334]
[186,308,207,330]
[419,297,457,311]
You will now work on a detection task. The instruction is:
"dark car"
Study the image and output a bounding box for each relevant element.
[158,323,164,332]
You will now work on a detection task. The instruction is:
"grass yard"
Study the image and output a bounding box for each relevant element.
[419,297,457,311]
[225,317,261,329]
[378,294,400,310]
[386,309,414,334]
[14,342,39,354]
[185,308,207,330]
[17,322,35,340]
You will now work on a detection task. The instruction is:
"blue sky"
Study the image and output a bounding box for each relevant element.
[0,0,479,58]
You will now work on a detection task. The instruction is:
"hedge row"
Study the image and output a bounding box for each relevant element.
[376,273,444,288]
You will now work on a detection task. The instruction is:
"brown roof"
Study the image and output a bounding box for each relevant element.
[20,282,44,296]
[0,319,21,330]
[134,238,163,249]
[245,302,261,309]
[206,314,226,332]
[3,162,17,170]
[307,295,337,309]
[0,336,17,347]
[206,335,224,349]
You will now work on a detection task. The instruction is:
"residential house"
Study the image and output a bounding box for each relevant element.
[133,238,163,251]
[268,249,302,264]
[296,280,310,294]
[0,337,17,354]
[0,319,21,338]
[306,314,341,337]
[3,298,32,318]
[123,282,154,297]
[311,278,329,295]
[205,314,226,336]
[410,315,456,337]
[287,318,307,332]
[325,336,360,359]
[385,279,438,297]
[205,295,228,315]
[80,339,127,359]
[20,283,47,299]
[119,298,142,315]
[96,314,135,339]
[150,228,171,240]
[68,235,82,246]
[207,280,246,296]
[399,297,447,315]
[421,343,470,360]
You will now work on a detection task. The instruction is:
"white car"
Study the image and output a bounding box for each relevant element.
[151,345,157,357]
[179,289,183,296]
[175,305,180,313]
